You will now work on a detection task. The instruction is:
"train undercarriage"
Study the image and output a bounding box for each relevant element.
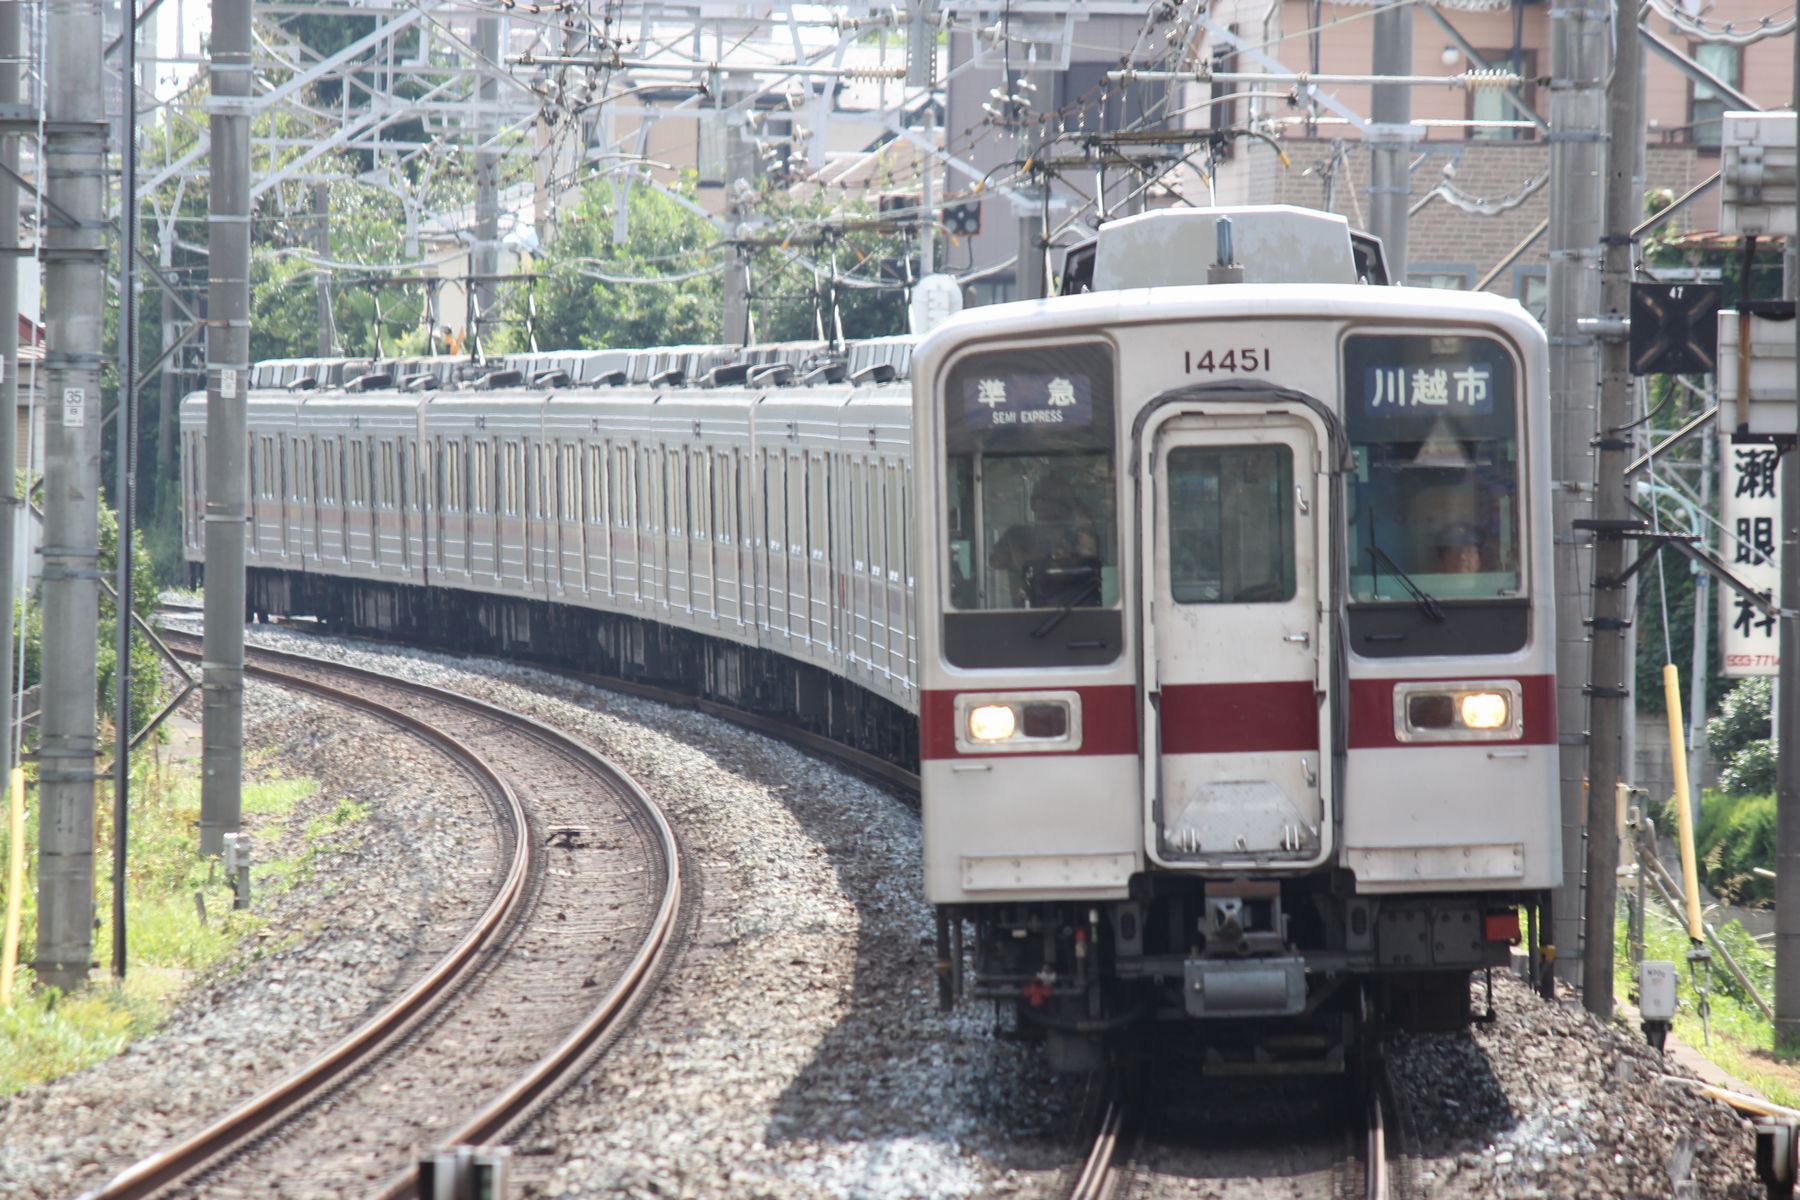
[937,878,1549,1073]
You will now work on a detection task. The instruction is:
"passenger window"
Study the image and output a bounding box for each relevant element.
[787,454,805,556]
[1166,445,1295,604]
[764,450,782,551]
[809,456,828,559]
[851,460,865,566]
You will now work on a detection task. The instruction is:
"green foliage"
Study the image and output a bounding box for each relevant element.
[8,490,163,736]
[0,760,324,1096]
[1706,678,1775,796]
[513,179,913,352]
[519,181,725,351]
[1680,788,1776,904]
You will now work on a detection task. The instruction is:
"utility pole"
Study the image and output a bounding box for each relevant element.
[1545,0,1611,986]
[908,1,936,281]
[37,0,110,989]
[0,0,24,808]
[1774,20,1800,1053]
[313,183,333,356]
[1015,69,1047,301]
[155,238,178,476]
[200,0,251,860]
[113,0,142,979]
[719,88,754,344]
[1578,0,1643,1020]
[472,15,500,356]
[720,204,748,343]
[1367,0,1413,279]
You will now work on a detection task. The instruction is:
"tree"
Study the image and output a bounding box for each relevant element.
[513,180,724,351]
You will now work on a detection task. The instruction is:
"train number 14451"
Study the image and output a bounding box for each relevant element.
[1184,347,1271,374]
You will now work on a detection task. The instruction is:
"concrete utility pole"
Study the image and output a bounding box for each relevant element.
[0,0,25,808]
[200,0,252,859]
[720,208,748,344]
[1015,70,1047,301]
[1775,23,1800,1053]
[1545,0,1611,985]
[908,1,936,280]
[37,0,110,989]
[719,89,755,345]
[1367,0,1413,280]
[472,14,500,354]
[1579,0,1644,1021]
[113,0,142,979]
[312,183,333,356]
[156,240,179,476]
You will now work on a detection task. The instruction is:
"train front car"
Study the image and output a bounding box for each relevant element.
[914,209,1558,1073]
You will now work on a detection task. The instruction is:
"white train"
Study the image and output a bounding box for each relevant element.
[185,206,1559,1072]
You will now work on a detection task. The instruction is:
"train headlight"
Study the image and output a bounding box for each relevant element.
[1394,680,1523,742]
[967,704,1017,742]
[953,692,1082,754]
[1459,692,1511,730]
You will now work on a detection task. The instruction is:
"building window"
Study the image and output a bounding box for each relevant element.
[1465,49,1537,141]
[1689,42,1741,149]
[1514,268,1548,325]
[1406,264,1475,290]
[1208,26,1240,160]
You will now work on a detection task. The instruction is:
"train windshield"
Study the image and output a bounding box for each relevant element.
[942,343,1118,612]
[1343,334,1521,605]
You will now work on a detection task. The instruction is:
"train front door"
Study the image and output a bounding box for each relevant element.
[1139,399,1335,871]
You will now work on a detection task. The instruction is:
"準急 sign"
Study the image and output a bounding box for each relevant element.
[1720,435,1781,676]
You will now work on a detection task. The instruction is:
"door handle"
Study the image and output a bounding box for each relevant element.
[1283,632,1310,644]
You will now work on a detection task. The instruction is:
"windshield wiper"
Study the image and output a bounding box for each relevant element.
[1366,544,1446,622]
[1030,575,1102,639]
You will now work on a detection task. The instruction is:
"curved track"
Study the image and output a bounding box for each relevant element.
[84,634,684,1200]
[1068,1064,1393,1200]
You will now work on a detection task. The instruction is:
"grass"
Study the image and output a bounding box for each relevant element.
[0,752,327,1098]
[1615,902,1800,1108]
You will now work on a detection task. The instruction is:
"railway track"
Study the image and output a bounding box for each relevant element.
[1069,1060,1395,1200]
[84,634,684,1200]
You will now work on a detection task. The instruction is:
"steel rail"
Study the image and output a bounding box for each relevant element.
[1067,1092,1127,1200]
[1366,1078,1390,1200]
[79,639,535,1200]
[147,627,687,1199]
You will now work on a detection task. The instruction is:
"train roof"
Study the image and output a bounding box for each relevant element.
[913,282,1545,375]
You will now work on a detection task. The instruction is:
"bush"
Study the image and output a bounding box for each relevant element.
[1706,679,1774,797]
[1678,789,1777,905]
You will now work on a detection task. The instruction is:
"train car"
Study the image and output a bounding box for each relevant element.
[915,208,1556,1070]
[185,205,1557,1075]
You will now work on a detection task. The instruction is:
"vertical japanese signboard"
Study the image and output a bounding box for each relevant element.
[1720,435,1781,676]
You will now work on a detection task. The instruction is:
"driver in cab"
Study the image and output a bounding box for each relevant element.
[990,475,1102,608]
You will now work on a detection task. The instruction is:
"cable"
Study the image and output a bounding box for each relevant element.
[1645,0,1795,43]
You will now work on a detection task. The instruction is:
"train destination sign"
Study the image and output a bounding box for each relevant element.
[1358,363,1496,417]
[962,371,1094,429]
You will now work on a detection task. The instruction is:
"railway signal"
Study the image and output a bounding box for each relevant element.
[1628,282,1721,376]
[942,200,981,237]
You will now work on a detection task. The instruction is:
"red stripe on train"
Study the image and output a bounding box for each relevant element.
[1345,674,1557,749]
[920,673,1556,759]
[918,685,1138,760]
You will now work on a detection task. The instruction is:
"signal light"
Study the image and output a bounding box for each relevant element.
[943,201,981,237]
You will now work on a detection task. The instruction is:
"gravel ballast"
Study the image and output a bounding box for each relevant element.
[1389,972,1761,1199]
